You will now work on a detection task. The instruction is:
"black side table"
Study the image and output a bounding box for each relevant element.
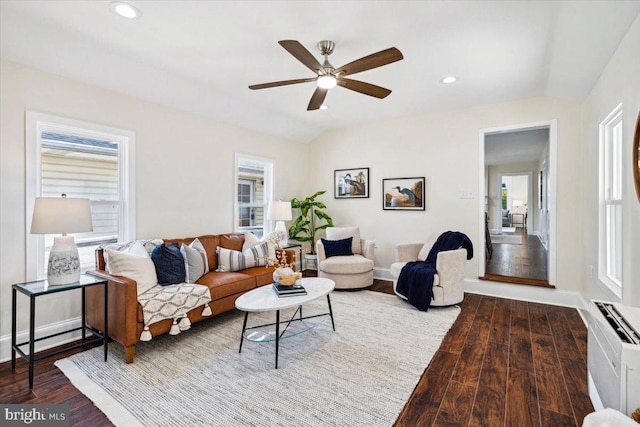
[11,274,109,390]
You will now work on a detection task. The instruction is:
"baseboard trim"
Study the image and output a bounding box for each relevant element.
[464,278,585,309]
[0,317,83,363]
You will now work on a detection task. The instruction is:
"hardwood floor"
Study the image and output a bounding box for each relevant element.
[485,227,548,283]
[1,279,593,427]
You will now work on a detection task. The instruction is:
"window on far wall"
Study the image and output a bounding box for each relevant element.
[598,103,623,298]
[26,112,135,280]
[234,154,274,238]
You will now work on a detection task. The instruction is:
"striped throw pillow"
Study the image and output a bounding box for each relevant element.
[216,240,274,272]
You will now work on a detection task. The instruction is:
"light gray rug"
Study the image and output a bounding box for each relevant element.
[56,291,460,427]
[491,234,522,244]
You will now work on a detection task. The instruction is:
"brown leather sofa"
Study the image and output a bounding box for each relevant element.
[86,233,292,363]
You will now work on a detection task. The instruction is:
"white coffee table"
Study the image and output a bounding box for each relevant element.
[235,277,336,369]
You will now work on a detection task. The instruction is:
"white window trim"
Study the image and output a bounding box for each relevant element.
[25,111,136,281]
[234,152,274,235]
[598,103,623,300]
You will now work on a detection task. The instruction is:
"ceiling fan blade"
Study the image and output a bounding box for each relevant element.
[307,87,328,111]
[278,40,324,74]
[249,78,316,90]
[335,47,403,77]
[337,78,392,99]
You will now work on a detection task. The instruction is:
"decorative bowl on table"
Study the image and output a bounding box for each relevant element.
[273,267,303,287]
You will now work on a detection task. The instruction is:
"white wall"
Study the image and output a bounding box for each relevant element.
[581,16,640,307]
[0,60,309,342]
[487,162,537,231]
[309,96,584,291]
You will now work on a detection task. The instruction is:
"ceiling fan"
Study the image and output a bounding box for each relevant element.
[249,40,404,111]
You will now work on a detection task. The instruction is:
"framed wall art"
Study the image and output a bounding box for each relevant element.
[382,177,425,210]
[334,168,369,199]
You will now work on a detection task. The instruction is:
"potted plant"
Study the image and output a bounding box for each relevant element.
[288,191,334,268]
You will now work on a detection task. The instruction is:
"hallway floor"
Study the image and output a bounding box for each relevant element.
[486,226,548,282]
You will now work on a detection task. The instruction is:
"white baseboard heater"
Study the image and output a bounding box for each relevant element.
[588,300,640,416]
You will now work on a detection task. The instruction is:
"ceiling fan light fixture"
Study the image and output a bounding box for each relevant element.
[317,74,337,89]
[320,104,329,110]
[109,1,141,19]
[441,76,457,84]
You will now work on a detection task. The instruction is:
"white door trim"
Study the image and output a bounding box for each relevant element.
[478,120,557,285]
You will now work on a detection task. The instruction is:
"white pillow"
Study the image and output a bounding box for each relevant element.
[180,243,206,283]
[325,227,361,254]
[242,231,277,251]
[106,248,158,296]
[418,234,439,261]
[103,240,148,273]
[217,240,273,272]
[189,238,209,273]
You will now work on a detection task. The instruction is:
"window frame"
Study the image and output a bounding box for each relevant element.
[25,111,136,281]
[598,103,623,299]
[234,153,274,237]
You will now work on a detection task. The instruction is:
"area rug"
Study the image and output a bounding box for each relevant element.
[491,234,523,244]
[56,291,459,427]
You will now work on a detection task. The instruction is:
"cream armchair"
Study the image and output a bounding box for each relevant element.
[316,227,375,290]
[389,242,466,306]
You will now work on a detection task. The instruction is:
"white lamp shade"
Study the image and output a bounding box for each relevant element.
[31,197,93,234]
[267,201,292,221]
[512,200,524,208]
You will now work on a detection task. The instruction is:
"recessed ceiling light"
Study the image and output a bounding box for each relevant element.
[320,105,329,110]
[441,76,457,84]
[109,1,141,19]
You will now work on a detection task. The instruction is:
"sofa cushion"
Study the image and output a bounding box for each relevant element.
[195,271,256,301]
[319,254,373,274]
[326,227,362,254]
[163,235,219,273]
[217,240,273,272]
[180,243,206,283]
[321,237,354,258]
[390,261,439,286]
[103,239,162,273]
[240,265,277,286]
[106,247,158,296]
[220,233,244,251]
[151,243,186,285]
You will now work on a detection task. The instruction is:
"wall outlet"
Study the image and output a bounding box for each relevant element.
[461,191,474,199]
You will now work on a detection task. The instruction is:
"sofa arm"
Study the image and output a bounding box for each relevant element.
[86,270,140,349]
[394,243,423,262]
[362,239,375,260]
[316,239,326,263]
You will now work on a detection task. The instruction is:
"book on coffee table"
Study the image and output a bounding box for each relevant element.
[272,283,307,297]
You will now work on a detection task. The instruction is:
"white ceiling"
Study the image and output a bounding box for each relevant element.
[1,1,639,143]
[485,128,549,166]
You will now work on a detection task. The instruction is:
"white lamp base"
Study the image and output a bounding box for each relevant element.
[47,235,81,285]
[274,221,288,247]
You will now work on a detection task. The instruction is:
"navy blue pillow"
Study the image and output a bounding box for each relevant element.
[321,237,354,258]
[151,243,186,285]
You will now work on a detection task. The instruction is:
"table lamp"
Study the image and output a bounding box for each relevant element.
[30,194,93,285]
[512,200,524,213]
[267,200,292,247]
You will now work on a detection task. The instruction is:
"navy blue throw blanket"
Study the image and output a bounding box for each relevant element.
[396,231,473,311]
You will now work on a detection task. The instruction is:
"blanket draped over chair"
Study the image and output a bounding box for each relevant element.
[396,231,473,311]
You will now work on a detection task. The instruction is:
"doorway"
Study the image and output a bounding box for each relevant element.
[478,121,556,287]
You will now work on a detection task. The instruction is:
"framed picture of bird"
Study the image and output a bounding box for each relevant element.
[382,177,425,210]
[334,168,369,199]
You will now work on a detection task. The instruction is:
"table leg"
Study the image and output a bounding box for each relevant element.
[81,288,86,347]
[327,295,336,332]
[29,296,35,390]
[238,312,248,353]
[103,281,108,362]
[275,310,280,369]
[11,288,16,370]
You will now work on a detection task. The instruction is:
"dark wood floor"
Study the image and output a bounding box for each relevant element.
[486,226,548,283]
[1,279,592,427]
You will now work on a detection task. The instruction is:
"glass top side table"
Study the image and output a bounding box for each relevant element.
[12,273,109,390]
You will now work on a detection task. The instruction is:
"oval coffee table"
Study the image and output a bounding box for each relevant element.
[235,277,336,369]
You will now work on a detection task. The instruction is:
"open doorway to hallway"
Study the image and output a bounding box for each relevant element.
[481,126,552,287]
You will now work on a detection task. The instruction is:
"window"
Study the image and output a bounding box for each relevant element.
[599,104,623,298]
[26,112,135,280]
[234,154,274,238]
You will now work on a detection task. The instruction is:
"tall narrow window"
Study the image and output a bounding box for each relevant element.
[599,104,623,298]
[26,112,135,280]
[234,154,274,238]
